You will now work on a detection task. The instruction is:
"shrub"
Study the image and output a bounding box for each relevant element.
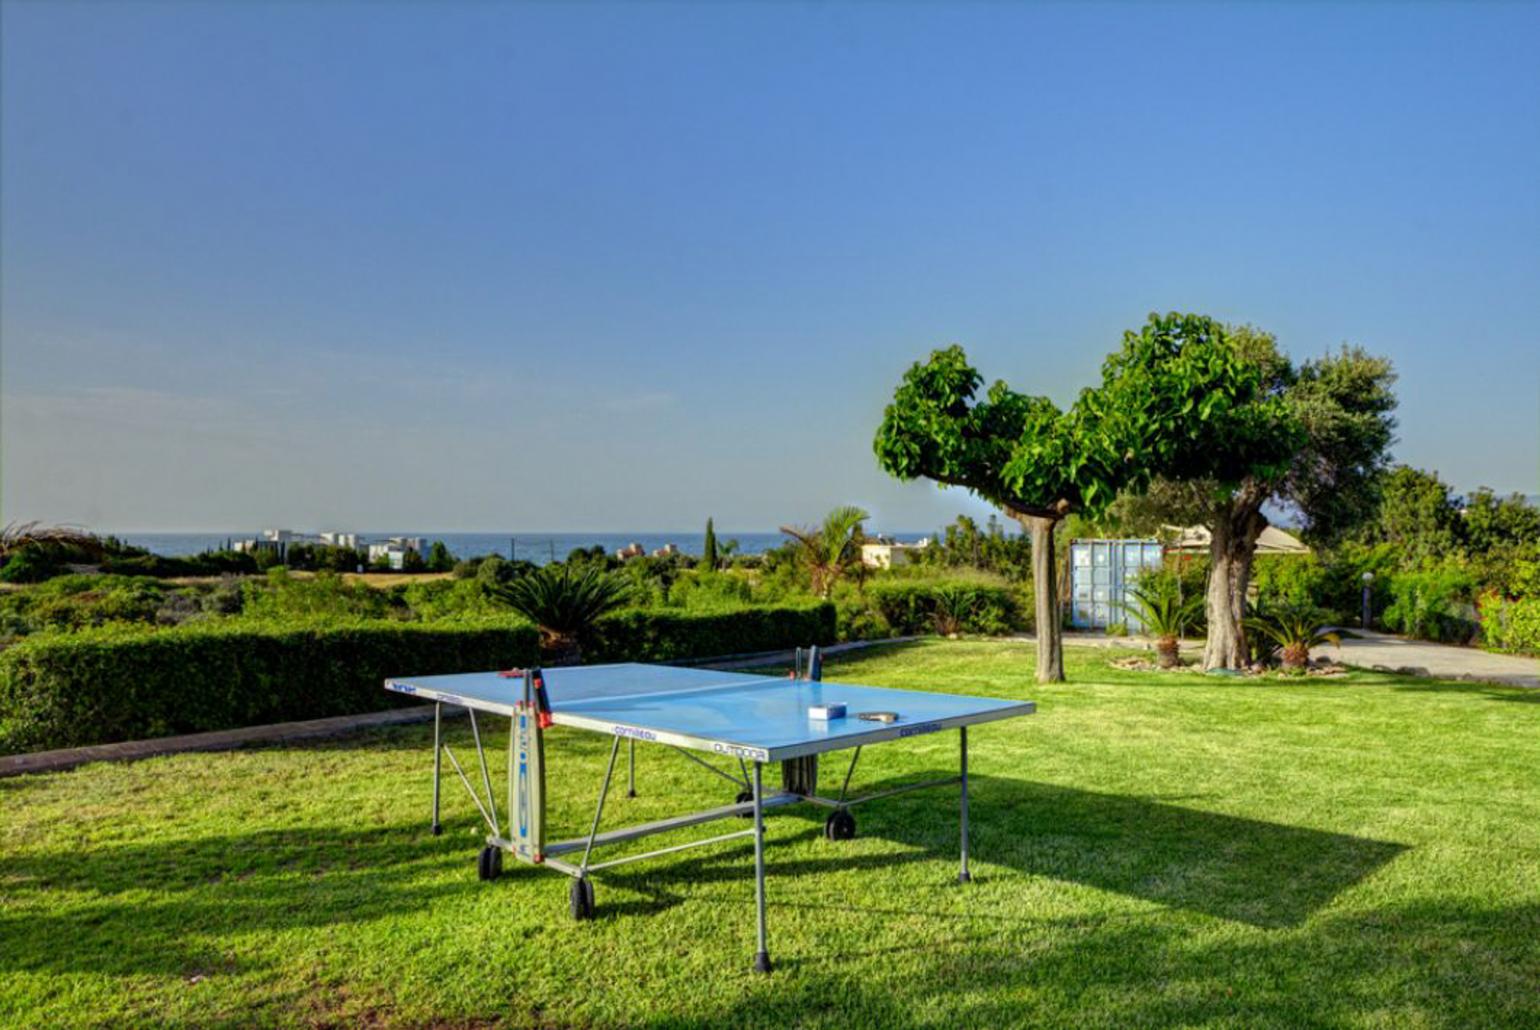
[588,603,836,663]
[240,569,400,622]
[865,580,1020,637]
[1477,594,1540,655]
[0,547,64,583]
[0,618,540,754]
[1381,564,1478,643]
[667,570,753,610]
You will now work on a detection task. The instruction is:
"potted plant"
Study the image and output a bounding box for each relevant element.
[1244,602,1341,671]
[1119,579,1203,669]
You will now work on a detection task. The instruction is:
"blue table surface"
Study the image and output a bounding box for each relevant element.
[388,663,1033,753]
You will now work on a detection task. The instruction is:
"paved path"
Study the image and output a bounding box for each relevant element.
[1332,630,1539,688]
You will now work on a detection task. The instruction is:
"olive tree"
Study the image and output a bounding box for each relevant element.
[1098,327,1396,669]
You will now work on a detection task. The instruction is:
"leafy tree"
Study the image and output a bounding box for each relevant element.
[702,518,719,572]
[487,564,631,664]
[1367,466,1463,565]
[426,540,455,573]
[401,548,427,573]
[1098,331,1395,669]
[780,506,870,599]
[878,315,1278,681]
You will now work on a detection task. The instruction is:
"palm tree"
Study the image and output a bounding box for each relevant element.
[1119,578,1204,668]
[1244,603,1341,671]
[779,505,870,599]
[486,564,631,665]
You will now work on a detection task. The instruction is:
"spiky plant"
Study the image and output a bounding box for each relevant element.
[779,505,870,599]
[932,585,978,637]
[1244,603,1341,671]
[486,564,631,664]
[1119,579,1204,668]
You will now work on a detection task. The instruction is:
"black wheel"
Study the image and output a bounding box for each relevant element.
[477,845,502,881]
[569,876,595,921]
[736,790,755,818]
[824,809,856,841]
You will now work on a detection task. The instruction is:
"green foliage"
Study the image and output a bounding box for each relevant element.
[1282,346,1399,544]
[587,603,836,663]
[702,518,718,571]
[0,547,64,583]
[240,569,399,622]
[0,574,169,633]
[874,343,1124,517]
[1477,594,1540,655]
[1093,316,1303,493]
[1364,466,1464,564]
[486,565,631,655]
[101,550,260,577]
[393,578,506,621]
[667,569,753,610]
[1119,577,1203,640]
[780,505,870,598]
[1381,564,1479,644]
[1243,603,1341,668]
[912,514,1033,580]
[0,619,540,754]
[425,541,455,573]
[865,579,1021,637]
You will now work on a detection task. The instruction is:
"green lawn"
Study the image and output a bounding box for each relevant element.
[3,641,1539,1028]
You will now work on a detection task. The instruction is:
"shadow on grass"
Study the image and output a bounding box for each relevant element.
[578,773,1405,931]
[0,823,474,976]
[646,898,1540,1030]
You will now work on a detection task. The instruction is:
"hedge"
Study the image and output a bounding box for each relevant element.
[0,619,540,755]
[588,602,837,662]
[864,581,1022,636]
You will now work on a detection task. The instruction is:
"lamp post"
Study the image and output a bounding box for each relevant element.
[1361,572,1374,630]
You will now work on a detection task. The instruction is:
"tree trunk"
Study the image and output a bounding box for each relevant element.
[1021,514,1064,683]
[1201,500,1268,671]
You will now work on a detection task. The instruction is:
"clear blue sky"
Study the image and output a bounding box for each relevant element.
[3,1,1537,533]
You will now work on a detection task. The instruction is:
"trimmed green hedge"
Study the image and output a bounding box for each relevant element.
[589,602,837,662]
[0,619,539,755]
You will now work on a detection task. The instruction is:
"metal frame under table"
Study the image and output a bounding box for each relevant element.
[386,659,1035,974]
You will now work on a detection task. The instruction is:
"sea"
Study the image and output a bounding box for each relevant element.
[111,531,925,564]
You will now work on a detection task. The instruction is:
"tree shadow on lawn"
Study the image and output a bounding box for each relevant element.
[0,823,476,977]
[648,898,1540,1030]
[591,774,1405,931]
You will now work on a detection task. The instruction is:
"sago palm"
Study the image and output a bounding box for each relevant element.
[1244,603,1340,671]
[487,564,631,665]
[1119,579,1203,668]
[779,505,870,599]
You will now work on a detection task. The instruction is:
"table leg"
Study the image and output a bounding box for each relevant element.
[752,761,772,974]
[627,737,636,798]
[431,702,443,836]
[959,726,971,883]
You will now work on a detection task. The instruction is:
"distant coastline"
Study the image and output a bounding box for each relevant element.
[112,531,936,564]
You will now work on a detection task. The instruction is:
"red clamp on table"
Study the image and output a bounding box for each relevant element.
[531,670,554,729]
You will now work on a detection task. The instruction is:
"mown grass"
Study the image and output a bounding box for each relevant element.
[3,640,1538,1028]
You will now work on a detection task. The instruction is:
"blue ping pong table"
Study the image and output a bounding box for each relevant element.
[385,650,1035,973]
